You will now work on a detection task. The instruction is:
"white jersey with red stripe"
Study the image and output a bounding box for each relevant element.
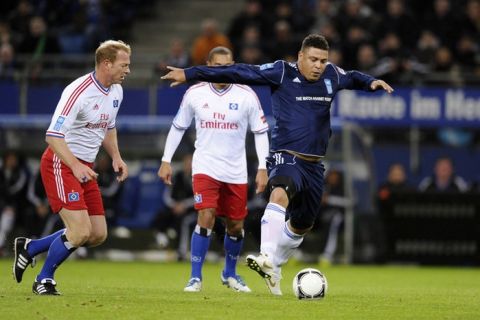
[46,72,123,163]
[173,82,269,183]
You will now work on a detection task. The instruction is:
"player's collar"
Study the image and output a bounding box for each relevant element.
[90,71,110,95]
[209,83,232,96]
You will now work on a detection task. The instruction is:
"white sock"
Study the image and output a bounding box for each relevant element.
[260,203,286,258]
[273,221,304,269]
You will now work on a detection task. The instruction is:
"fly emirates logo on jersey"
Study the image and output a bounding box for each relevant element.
[200,112,239,130]
[85,113,109,130]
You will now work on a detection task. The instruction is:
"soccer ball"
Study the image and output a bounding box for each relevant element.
[292,268,328,300]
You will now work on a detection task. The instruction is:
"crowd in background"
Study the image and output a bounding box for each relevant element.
[154,0,480,86]
[0,0,478,85]
[0,0,155,79]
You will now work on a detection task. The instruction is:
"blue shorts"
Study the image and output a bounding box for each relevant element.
[266,152,325,229]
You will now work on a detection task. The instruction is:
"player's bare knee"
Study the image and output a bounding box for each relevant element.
[226,219,244,236]
[269,187,289,207]
[87,231,107,247]
[67,228,91,247]
[267,175,296,207]
[197,208,216,229]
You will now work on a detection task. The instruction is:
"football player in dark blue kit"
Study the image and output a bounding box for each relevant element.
[162,34,393,295]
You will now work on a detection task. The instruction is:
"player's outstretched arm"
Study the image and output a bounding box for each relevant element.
[370,80,394,93]
[161,66,187,87]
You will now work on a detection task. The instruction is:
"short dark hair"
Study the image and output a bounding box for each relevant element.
[301,34,329,51]
[207,46,233,61]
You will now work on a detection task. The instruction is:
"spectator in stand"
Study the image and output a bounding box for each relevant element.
[238,44,267,64]
[424,0,459,50]
[18,15,60,80]
[328,47,343,65]
[0,21,13,45]
[415,30,440,66]
[315,21,341,49]
[273,0,314,35]
[418,156,469,193]
[270,1,294,28]
[95,152,123,229]
[243,159,268,250]
[432,47,456,72]
[227,0,271,51]
[191,18,232,65]
[78,0,110,50]
[425,46,462,86]
[265,20,298,61]
[356,43,378,74]
[317,168,350,266]
[26,170,62,239]
[310,0,339,33]
[155,38,191,77]
[460,0,480,38]
[376,32,426,84]
[153,153,196,260]
[377,162,413,233]
[7,0,33,41]
[378,163,412,202]
[334,0,377,44]
[233,25,265,61]
[455,34,478,73]
[378,0,418,49]
[341,25,370,69]
[57,9,89,54]
[291,0,317,34]
[0,150,30,254]
[18,16,60,55]
[0,42,16,79]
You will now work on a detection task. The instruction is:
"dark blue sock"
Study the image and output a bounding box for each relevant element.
[190,225,211,280]
[27,229,65,257]
[223,232,244,278]
[37,234,76,281]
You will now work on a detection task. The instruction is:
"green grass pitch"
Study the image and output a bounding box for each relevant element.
[1,258,479,319]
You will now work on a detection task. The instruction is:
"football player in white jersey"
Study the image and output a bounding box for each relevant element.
[13,40,131,295]
[158,47,269,293]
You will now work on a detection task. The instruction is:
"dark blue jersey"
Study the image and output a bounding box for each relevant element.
[185,61,376,157]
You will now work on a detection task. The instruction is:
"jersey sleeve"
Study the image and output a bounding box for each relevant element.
[46,85,85,138]
[331,64,375,91]
[172,91,194,130]
[246,88,269,133]
[185,60,285,87]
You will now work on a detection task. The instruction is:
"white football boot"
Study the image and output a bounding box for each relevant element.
[221,272,252,293]
[246,253,282,295]
[184,277,202,292]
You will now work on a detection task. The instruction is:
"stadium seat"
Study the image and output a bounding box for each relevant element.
[116,162,165,229]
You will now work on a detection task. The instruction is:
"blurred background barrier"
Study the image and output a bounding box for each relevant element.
[379,193,480,265]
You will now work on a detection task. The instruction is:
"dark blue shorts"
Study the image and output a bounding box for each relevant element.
[266,152,325,229]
